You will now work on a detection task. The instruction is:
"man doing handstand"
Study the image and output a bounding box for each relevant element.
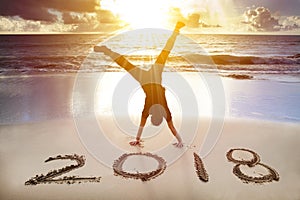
[94,22,185,148]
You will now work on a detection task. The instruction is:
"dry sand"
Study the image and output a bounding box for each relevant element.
[0,118,300,200]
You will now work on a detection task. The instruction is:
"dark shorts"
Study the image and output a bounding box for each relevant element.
[141,85,172,122]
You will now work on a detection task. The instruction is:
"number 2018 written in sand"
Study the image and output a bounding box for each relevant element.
[25,148,279,185]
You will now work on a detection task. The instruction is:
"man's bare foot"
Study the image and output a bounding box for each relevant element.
[175,21,185,31]
[173,142,184,148]
[94,45,109,53]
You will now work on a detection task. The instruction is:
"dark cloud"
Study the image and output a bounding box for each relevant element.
[0,0,123,32]
[0,1,57,21]
[62,10,119,26]
[0,0,100,21]
[62,12,97,24]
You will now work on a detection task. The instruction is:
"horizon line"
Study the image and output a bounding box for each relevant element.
[0,31,300,36]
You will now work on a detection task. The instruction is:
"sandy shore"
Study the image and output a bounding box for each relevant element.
[1,72,300,125]
[0,72,300,199]
[0,118,300,199]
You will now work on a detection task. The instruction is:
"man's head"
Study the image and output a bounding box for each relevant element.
[149,104,166,126]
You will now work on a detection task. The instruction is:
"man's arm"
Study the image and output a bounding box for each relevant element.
[129,116,147,146]
[167,120,183,148]
[94,45,144,83]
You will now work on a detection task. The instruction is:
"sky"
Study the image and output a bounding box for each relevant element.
[0,0,299,34]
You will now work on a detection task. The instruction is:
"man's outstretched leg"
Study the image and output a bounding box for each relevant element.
[94,46,136,71]
[155,22,185,67]
[94,46,143,82]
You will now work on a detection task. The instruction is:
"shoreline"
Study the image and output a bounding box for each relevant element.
[1,72,299,125]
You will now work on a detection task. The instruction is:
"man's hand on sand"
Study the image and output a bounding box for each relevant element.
[129,140,144,147]
[173,142,184,148]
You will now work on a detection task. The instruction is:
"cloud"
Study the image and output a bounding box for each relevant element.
[243,6,300,32]
[280,16,300,31]
[0,15,75,32]
[0,14,122,33]
[243,6,280,31]
[187,13,201,28]
[0,0,100,21]
[233,0,300,16]
[1,1,297,33]
[62,12,97,24]
[60,9,120,32]
[96,10,119,24]
[167,7,222,29]
[0,0,123,32]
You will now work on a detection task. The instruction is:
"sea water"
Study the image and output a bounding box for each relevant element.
[0,33,299,81]
[0,33,299,124]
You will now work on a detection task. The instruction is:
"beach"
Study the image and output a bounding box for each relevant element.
[1,0,300,198]
[1,32,300,200]
[1,72,300,199]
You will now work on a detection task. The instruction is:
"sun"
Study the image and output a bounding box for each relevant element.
[101,0,171,28]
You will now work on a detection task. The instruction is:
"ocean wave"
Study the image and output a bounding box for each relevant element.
[222,74,254,80]
[1,53,300,76]
[20,55,86,62]
[123,53,300,65]
[182,53,300,65]
[0,55,85,70]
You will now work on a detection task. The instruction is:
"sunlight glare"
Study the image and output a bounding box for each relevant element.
[101,0,172,28]
[101,0,233,30]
